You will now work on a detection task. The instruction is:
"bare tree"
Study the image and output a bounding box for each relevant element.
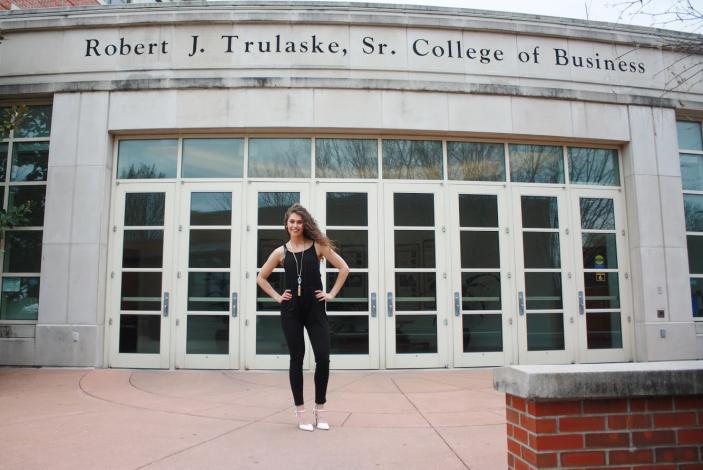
[615,0,703,94]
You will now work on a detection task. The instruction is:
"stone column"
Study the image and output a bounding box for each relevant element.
[35,92,112,367]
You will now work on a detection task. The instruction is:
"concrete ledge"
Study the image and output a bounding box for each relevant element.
[493,361,703,399]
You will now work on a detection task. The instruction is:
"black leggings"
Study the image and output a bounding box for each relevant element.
[280,292,330,406]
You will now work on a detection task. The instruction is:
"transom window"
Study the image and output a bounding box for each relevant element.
[116,137,621,187]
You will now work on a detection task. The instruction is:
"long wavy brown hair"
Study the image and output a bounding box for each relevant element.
[283,204,335,249]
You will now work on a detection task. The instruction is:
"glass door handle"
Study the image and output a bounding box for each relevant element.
[231,292,238,318]
[163,291,169,317]
[518,291,525,316]
[370,292,377,318]
[387,292,394,317]
[578,291,585,315]
[454,292,461,317]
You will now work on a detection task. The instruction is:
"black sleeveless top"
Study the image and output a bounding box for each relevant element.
[282,242,323,293]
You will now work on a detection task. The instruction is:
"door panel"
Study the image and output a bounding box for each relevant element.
[512,187,575,364]
[108,183,176,369]
[571,188,632,363]
[176,183,242,369]
[245,183,310,369]
[384,183,447,368]
[450,186,514,367]
[317,184,380,369]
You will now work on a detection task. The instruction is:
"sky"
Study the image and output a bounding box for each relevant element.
[302,0,703,33]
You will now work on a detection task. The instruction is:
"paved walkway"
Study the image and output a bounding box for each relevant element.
[0,368,507,470]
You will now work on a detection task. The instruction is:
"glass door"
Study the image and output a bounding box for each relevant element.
[317,184,380,369]
[449,186,514,367]
[383,183,448,368]
[107,183,176,369]
[512,186,575,364]
[571,189,632,363]
[175,183,243,369]
[245,182,310,369]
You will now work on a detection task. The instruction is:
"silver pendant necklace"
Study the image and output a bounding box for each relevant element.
[291,242,304,296]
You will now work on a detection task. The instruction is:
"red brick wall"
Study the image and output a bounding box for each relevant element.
[0,0,99,10]
[506,394,703,469]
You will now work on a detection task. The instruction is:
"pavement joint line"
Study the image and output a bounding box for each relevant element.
[134,404,305,470]
[76,370,258,423]
[340,411,353,427]
[127,373,285,412]
[390,377,472,470]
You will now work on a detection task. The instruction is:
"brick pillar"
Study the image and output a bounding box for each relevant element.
[505,394,703,469]
[495,364,703,469]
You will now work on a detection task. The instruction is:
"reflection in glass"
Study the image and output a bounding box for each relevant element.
[691,278,703,317]
[522,196,559,229]
[525,272,563,310]
[327,230,367,269]
[395,272,436,311]
[11,142,49,181]
[568,148,620,186]
[190,192,232,226]
[124,193,165,226]
[327,193,368,226]
[188,272,229,311]
[582,234,618,269]
[448,142,505,181]
[395,230,435,269]
[186,315,229,354]
[258,229,286,267]
[586,312,623,349]
[15,105,52,138]
[9,185,46,226]
[383,140,442,180]
[687,235,703,274]
[3,231,42,273]
[117,139,178,179]
[684,194,703,232]
[580,198,615,230]
[258,192,299,225]
[256,315,288,354]
[394,193,434,226]
[122,230,163,268]
[680,154,703,191]
[189,230,231,268]
[316,139,377,178]
[509,144,564,184]
[257,274,284,311]
[527,313,565,351]
[584,272,620,309]
[463,314,502,352]
[326,272,368,312]
[329,315,369,354]
[249,138,311,178]
[461,272,501,310]
[0,277,39,320]
[396,315,437,353]
[120,272,162,310]
[461,231,499,269]
[119,314,160,354]
[677,121,702,150]
[459,194,498,227]
[523,232,561,269]
[0,143,7,181]
[182,138,244,178]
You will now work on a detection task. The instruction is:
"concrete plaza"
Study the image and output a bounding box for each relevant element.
[0,367,506,470]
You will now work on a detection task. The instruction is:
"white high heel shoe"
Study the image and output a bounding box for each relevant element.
[313,405,330,430]
[294,409,314,432]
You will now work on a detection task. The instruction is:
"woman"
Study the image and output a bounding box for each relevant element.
[256,203,349,431]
